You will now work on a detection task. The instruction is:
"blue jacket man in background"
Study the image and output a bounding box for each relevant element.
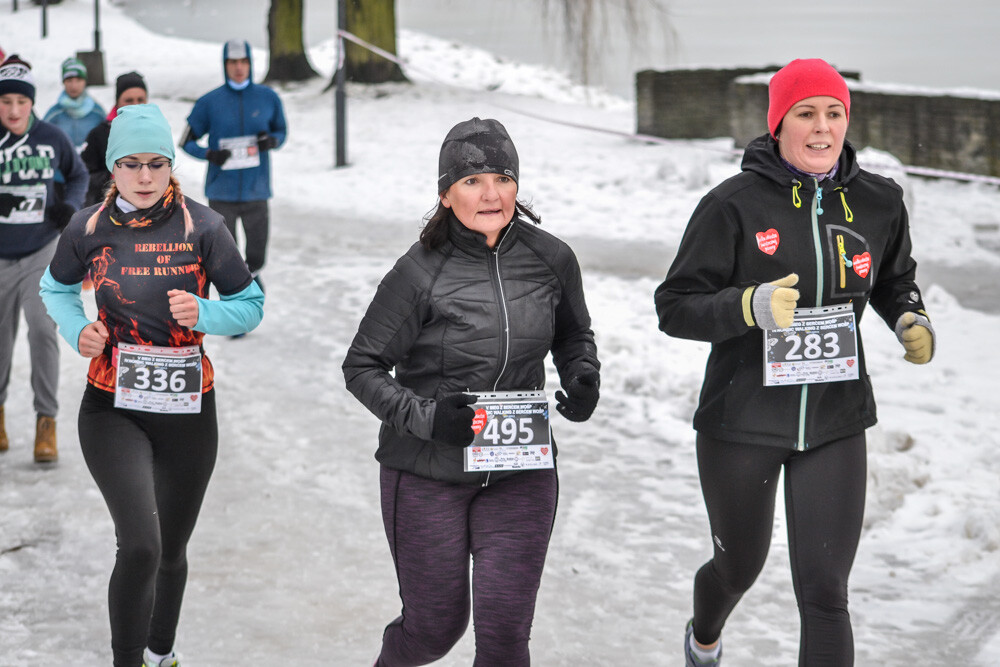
[181,40,287,293]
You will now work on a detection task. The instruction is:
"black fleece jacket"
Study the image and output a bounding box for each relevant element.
[655,134,928,450]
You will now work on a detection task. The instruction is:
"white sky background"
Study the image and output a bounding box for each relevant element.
[1,1,999,664]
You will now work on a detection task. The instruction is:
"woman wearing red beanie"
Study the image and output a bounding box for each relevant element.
[655,58,934,665]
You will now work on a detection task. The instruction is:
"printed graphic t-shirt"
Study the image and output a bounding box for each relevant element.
[49,197,253,391]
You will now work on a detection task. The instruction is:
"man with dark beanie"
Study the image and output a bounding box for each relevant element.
[81,70,148,206]
[0,54,87,462]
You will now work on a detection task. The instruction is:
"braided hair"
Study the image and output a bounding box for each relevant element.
[85,174,194,238]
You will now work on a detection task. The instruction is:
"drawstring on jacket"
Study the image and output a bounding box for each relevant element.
[837,188,854,222]
[790,180,854,223]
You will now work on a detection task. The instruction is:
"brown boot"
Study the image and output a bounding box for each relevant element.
[34,415,58,463]
[0,405,8,453]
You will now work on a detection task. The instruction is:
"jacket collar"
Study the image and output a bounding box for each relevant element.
[447,213,518,256]
[741,133,860,190]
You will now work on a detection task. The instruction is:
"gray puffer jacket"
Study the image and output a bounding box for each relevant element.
[343,214,600,485]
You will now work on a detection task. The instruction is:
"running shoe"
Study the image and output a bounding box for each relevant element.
[685,618,722,666]
[142,649,179,667]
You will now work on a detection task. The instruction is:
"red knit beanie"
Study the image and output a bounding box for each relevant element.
[767,58,850,138]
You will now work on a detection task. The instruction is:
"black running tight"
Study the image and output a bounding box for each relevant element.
[78,385,218,667]
[692,433,867,667]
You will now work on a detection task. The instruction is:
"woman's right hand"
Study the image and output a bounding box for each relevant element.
[431,393,478,447]
[752,273,800,330]
[767,273,800,328]
[78,321,109,358]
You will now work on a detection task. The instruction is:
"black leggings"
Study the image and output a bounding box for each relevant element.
[693,433,866,667]
[377,467,558,666]
[78,385,218,667]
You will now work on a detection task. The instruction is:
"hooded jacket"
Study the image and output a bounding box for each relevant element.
[182,40,287,202]
[343,215,600,485]
[654,134,928,450]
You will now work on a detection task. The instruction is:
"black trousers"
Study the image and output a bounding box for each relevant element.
[209,198,270,278]
[78,385,218,667]
[692,432,867,667]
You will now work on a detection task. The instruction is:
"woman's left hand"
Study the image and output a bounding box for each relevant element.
[168,289,199,328]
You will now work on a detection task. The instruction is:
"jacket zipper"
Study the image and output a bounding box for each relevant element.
[797,179,827,450]
[489,227,512,392]
[837,234,847,288]
[483,225,513,487]
[237,92,245,199]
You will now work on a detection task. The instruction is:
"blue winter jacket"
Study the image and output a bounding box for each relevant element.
[182,40,287,202]
[42,92,106,149]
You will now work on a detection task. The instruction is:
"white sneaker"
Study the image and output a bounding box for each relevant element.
[685,618,722,666]
[143,648,180,667]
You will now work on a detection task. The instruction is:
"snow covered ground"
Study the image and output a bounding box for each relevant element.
[2,2,999,664]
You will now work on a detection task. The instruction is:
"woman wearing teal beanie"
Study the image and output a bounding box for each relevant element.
[40,103,265,667]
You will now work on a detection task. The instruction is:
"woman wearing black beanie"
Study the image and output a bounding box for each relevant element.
[344,117,601,666]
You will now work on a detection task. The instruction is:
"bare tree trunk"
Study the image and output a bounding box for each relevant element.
[542,0,671,87]
[342,0,407,84]
[265,0,319,83]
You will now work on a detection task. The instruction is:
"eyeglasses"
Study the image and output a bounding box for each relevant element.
[114,159,172,172]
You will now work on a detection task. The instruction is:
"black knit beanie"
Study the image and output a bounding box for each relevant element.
[437,118,519,193]
[115,71,147,103]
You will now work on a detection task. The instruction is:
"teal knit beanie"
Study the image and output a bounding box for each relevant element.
[105,103,175,172]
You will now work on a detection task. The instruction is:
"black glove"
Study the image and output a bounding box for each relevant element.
[0,192,26,217]
[205,149,232,166]
[256,131,278,151]
[48,202,77,230]
[431,393,477,447]
[555,370,600,422]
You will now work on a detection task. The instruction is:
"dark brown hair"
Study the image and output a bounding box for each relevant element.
[419,199,541,250]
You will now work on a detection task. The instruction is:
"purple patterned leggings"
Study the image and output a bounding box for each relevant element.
[376,466,558,666]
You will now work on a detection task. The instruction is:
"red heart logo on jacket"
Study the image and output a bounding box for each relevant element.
[852,252,871,278]
[756,229,779,255]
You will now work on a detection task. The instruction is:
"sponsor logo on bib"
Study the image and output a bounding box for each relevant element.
[472,409,488,434]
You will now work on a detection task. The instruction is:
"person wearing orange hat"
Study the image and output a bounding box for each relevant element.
[655,58,933,665]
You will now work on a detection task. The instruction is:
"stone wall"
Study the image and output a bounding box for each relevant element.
[638,67,1000,177]
[636,67,780,140]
